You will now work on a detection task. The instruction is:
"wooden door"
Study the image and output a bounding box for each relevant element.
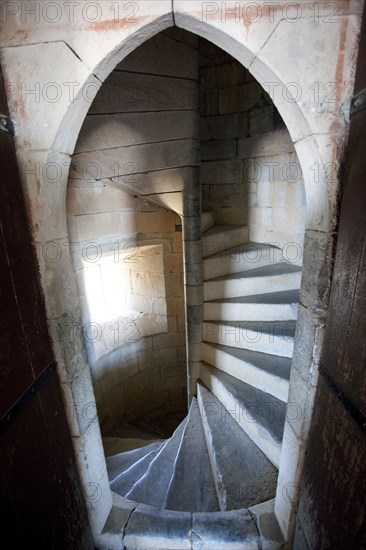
[295,11,366,550]
[0,67,92,549]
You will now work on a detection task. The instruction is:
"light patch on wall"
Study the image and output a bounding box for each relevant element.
[81,244,168,364]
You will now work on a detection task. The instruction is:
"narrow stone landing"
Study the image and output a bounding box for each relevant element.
[103,385,285,549]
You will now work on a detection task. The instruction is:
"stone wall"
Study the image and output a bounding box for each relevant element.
[1,2,361,541]
[200,40,306,255]
[67,28,200,433]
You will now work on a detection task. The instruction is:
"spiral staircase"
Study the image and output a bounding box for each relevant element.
[101,211,301,549]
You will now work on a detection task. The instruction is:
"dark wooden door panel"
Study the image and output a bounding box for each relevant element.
[0,66,92,547]
[0,70,54,416]
[297,376,366,550]
[0,371,91,548]
[320,108,366,417]
[296,10,366,549]
[0,228,36,416]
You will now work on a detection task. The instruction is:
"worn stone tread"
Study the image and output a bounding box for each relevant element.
[204,263,302,300]
[206,289,299,305]
[125,416,188,507]
[108,442,164,497]
[198,384,278,510]
[203,320,296,357]
[204,290,299,323]
[199,362,287,467]
[203,242,284,278]
[164,398,220,512]
[201,342,291,402]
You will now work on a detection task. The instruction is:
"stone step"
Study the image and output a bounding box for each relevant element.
[164,398,220,512]
[197,384,278,510]
[201,342,291,402]
[203,242,284,279]
[107,441,164,496]
[203,320,296,358]
[204,290,299,322]
[202,225,249,258]
[123,504,260,549]
[190,509,261,549]
[202,211,215,233]
[204,263,302,300]
[249,499,285,550]
[103,437,163,457]
[198,363,286,467]
[125,415,188,507]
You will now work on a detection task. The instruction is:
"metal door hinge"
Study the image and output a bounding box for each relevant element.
[0,113,14,136]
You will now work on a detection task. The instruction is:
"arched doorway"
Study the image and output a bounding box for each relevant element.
[68,20,305,473]
[1,4,360,544]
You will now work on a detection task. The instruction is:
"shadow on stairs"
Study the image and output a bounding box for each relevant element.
[97,216,300,549]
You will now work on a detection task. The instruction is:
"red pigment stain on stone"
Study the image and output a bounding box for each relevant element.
[328,18,349,135]
[12,99,25,120]
[335,17,349,104]
[241,3,283,39]
[17,30,30,42]
[88,16,147,32]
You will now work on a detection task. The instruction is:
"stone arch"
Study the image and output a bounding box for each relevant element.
[52,14,330,233]
[2,6,359,544]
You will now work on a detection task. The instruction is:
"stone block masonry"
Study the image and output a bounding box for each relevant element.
[1,3,361,545]
[200,39,306,254]
[67,28,200,432]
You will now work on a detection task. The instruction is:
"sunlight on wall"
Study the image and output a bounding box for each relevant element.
[82,244,168,363]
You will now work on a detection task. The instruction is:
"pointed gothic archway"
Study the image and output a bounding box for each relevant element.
[0,3,361,544]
